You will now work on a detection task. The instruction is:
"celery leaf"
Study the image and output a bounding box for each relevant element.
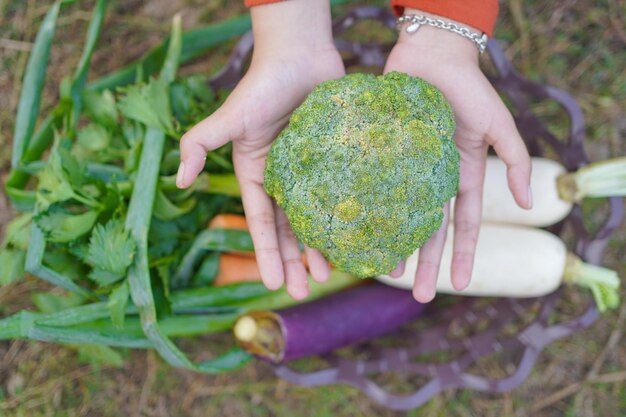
[87,219,136,279]
[34,205,99,243]
[117,77,174,134]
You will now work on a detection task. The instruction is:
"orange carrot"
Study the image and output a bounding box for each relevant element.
[214,252,312,286]
[215,254,262,286]
[209,214,320,286]
[208,213,248,230]
[209,214,264,286]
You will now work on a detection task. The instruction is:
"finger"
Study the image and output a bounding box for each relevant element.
[305,246,331,283]
[486,107,532,209]
[239,178,284,291]
[413,204,450,303]
[275,206,309,300]
[388,260,406,278]
[177,105,241,188]
[451,150,487,291]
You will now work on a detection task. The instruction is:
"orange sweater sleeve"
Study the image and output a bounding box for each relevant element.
[391,0,499,37]
[244,0,285,6]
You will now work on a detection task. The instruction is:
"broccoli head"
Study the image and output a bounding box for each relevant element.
[264,71,460,277]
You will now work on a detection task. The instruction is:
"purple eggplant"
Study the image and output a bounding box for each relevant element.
[233,282,426,363]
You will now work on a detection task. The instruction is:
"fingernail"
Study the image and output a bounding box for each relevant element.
[527,185,533,209]
[176,162,185,188]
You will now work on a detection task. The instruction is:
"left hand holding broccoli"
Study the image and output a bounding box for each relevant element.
[177,0,343,300]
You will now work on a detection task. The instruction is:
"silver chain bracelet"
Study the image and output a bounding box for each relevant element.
[396,15,488,54]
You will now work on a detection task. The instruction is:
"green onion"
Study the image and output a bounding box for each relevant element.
[68,0,108,130]
[11,2,61,168]
[171,283,269,310]
[87,15,252,91]
[172,229,254,288]
[6,0,106,210]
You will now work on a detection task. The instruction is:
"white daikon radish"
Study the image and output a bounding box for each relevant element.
[375,224,620,312]
[451,156,626,227]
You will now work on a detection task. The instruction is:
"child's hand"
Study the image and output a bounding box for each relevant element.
[177,0,343,300]
[385,10,532,303]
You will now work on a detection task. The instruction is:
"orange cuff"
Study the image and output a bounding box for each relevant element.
[245,0,285,6]
[391,0,499,37]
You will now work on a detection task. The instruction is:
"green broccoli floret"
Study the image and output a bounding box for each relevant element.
[264,71,459,277]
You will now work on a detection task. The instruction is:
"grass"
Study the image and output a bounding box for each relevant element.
[1,0,625,416]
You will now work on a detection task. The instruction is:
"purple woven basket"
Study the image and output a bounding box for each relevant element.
[208,7,624,410]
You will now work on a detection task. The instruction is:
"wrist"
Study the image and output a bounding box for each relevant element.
[251,0,335,57]
[396,8,480,64]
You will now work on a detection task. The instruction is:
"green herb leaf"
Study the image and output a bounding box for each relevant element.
[36,151,76,211]
[98,183,124,219]
[153,258,174,301]
[77,123,110,151]
[107,280,129,328]
[185,75,214,103]
[2,213,33,251]
[117,77,174,134]
[36,145,95,210]
[89,268,124,287]
[57,145,87,188]
[191,251,220,286]
[148,218,180,259]
[72,344,124,369]
[0,249,26,285]
[34,205,99,243]
[67,241,90,263]
[87,219,136,278]
[31,291,85,313]
[153,190,196,221]
[82,89,118,127]
[59,75,72,100]
[197,348,251,374]
[42,249,86,283]
[169,76,218,128]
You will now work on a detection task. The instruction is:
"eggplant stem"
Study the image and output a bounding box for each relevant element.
[233,311,284,363]
[233,316,257,342]
[564,254,620,313]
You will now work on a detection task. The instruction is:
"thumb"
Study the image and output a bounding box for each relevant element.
[176,104,240,188]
